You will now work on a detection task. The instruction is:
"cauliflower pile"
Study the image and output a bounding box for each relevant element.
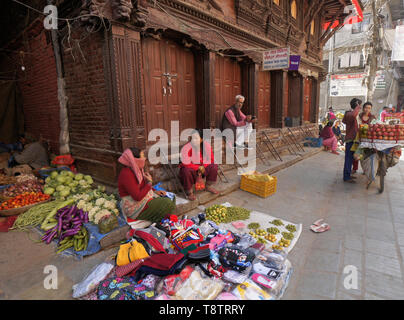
[73,186,119,224]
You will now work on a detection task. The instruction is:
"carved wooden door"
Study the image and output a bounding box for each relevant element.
[142,37,196,141]
[214,55,242,128]
[258,70,270,128]
[303,77,312,122]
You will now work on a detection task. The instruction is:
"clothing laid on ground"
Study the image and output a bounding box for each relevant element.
[179,141,218,192]
[13,141,49,170]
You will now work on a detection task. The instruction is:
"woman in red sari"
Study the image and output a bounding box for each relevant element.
[179,129,219,201]
[118,147,176,226]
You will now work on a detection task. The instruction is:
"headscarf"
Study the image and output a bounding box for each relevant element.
[118,149,146,184]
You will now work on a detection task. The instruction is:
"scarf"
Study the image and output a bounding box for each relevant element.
[118,149,145,184]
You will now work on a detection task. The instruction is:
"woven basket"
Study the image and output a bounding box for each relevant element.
[240,173,277,198]
[0,199,51,217]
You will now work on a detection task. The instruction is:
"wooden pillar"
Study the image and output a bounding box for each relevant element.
[312,78,320,123]
[299,75,304,125]
[105,25,145,151]
[198,51,216,129]
[247,63,259,118]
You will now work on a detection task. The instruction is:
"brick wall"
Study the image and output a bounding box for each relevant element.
[63,31,110,151]
[12,27,60,153]
[62,30,118,184]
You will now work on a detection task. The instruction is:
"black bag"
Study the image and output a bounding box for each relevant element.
[218,246,255,272]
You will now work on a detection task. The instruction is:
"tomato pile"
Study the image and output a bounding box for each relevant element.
[0,192,50,210]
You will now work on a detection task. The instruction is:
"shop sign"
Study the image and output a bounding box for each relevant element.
[289,55,301,71]
[329,73,367,97]
[263,47,290,71]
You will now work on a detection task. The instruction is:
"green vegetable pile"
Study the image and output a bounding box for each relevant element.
[271,219,284,226]
[11,199,73,231]
[285,224,296,232]
[248,222,260,229]
[266,227,280,234]
[282,231,294,240]
[206,205,251,225]
[44,170,94,200]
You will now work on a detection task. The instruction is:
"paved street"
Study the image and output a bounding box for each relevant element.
[1,150,404,300]
[206,150,404,300]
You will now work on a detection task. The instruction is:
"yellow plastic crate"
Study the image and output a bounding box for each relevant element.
[240,173,277,198]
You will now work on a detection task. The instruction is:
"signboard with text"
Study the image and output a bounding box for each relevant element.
[288,55,301,71]
[329,73,367,97]
[263,47,290,71]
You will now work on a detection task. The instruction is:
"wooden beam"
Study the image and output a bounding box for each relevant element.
[305,1,324,30]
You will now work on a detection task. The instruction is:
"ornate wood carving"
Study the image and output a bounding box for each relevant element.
[112,0,133,21]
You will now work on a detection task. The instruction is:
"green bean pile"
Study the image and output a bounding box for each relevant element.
[11,200,65,231]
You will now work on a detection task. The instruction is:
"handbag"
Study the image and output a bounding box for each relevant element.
[195,172,205,191]
[116,240,150,267]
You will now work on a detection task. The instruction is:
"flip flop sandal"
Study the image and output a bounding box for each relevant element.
[310,223,330,233]
[312,219,324,227]
[251,273,277,289]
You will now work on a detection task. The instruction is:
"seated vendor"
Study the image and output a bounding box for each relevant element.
[320,121,339,155]
[179,129,219,201]
[0,135,25,154]
[118,147,176,226]
[9,135,49,170]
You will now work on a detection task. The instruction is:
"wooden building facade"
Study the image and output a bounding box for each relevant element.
[1,0,354,185]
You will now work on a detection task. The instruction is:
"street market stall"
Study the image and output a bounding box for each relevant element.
[357,123,403,192]
[1,167,301,300]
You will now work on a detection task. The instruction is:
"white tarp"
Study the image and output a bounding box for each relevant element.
[330,73,367,97]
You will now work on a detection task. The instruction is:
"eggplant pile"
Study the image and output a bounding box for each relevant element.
[42,205,90,253]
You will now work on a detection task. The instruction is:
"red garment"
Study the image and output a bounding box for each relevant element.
[319,126,334,139]
[118,149,146,184]
[179,164,218,192]
[225,108,247,127]
[180,141,215,171]
[128,253,185,276]
[118,167,152,201]
[342,107,361,141]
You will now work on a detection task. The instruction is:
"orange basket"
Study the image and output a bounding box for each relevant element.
[240,173,277,198]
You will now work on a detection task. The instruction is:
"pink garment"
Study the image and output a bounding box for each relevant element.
[225,108,247,127]
[380,110,387,122]
[118,149,145,184]
[322,136,338,152]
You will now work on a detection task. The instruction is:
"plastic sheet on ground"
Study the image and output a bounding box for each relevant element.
[204,202,302,254]
[34,205,127,260]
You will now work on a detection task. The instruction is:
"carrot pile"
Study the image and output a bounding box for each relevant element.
[0,192,50,210]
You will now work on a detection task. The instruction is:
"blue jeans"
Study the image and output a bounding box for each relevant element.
[343,141,354,181]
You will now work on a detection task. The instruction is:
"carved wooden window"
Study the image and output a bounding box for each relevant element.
[290,0,297,19]
[310,20,315,36]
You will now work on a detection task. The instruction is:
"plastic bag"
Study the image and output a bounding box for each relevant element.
[175,268,224,300]
[98,214,119,234]
[255,249,287,271]
[232,279,275,300]
[72,262,114,298]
